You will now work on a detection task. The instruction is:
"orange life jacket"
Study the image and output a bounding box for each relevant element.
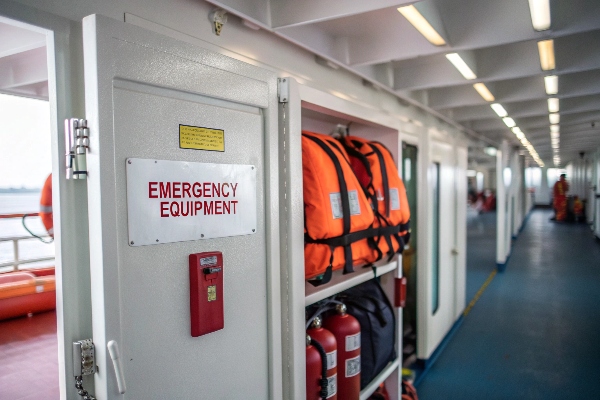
[339,136,410,261]
[302,131,375,284]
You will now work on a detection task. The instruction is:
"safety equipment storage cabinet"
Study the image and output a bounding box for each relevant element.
[81,15,283,399]
[278,78,406,399]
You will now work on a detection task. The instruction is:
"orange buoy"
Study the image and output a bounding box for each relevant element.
[40,174,53,237]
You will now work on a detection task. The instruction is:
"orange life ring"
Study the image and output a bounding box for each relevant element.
[40,174,53,237]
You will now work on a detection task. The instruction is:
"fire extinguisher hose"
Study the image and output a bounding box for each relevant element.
[310,338,329,400]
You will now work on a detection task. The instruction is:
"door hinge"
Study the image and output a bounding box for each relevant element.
[73,338,97,400]
[278,78,289,103]
[65,118,89,180]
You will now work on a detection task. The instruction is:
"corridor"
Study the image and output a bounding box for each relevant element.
[418,209,600,399]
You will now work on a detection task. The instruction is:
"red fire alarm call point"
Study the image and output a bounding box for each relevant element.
[189,251,224,337]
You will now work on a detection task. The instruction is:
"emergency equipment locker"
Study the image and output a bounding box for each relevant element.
[81,15,282,398]
[279,78,406,399]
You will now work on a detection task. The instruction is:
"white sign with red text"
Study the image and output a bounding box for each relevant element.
[126,158,257,246]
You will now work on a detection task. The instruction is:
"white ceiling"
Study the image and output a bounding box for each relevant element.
[208,0,600,167]
[2,2,599,166]
[0,21,48,101]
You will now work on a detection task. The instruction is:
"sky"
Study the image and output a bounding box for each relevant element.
[0,93,52,189]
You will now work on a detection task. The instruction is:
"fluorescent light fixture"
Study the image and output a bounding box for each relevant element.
[551,132,560,139]
[491,103,508,117]
[473,83,495,101]
[484,146,497,156]
[503,117,516,128]
[544,75,558,94]
[548,98,559,113]
[528,0,551,31]
[398,5,446,46]
[538,40,555,70]
[550,124,559,133]
[512,127,525,139]
[446,53,477,80]
[549,113,560,124]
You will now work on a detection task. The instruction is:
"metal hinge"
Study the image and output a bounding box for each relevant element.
[278,78,289,103]
[73,338,97,400]
[65,118,89,180]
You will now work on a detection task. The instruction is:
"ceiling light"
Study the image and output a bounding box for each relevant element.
[473,83,495,101]
[538,39,555,70]
[484,146,497,156]
[550,124,559,133]
[528,0,551,31]
[544,75,558,95]
[503,117,516,128]
[551,132,560,139]
[512,127,525,139]
[446,53,477,80]
[548,98,559,113]
[398,5,446,46]
[549,113,560,124]
[491,103,508,117]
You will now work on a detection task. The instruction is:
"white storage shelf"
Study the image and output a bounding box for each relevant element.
[305,259,398,306]
[297,88,404,400]
[360,359,400,400]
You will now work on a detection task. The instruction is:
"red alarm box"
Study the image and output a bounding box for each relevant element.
[189,251,224,337]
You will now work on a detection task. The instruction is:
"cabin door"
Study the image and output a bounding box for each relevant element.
[82,14,280,399]
[591,155,600,239]
[421,140,457,358]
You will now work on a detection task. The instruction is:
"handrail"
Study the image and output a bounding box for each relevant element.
[1,234,50,242]
[0,212,39,219]
[0,212,54,272]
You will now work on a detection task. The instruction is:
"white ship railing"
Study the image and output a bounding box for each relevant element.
[0,213,54,272]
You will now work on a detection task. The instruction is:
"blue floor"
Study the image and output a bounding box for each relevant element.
[417,209,600,399]
[465,210,497,301]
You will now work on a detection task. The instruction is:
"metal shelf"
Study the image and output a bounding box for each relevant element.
[359,359,400,400]
[305,259,397,306]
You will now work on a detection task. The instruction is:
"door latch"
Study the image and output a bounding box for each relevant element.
[73,339,96,400]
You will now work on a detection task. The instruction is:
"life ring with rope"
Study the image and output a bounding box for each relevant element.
[21,174,54,243]
[39,174,53,237]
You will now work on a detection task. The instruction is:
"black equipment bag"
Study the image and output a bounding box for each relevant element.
[337,278,396,389]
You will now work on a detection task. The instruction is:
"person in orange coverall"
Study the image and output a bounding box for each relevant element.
[553,174,569,221]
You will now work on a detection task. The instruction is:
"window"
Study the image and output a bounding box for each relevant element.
[431,162,440,314]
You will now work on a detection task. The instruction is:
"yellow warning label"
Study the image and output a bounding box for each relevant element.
[179,125,224,152]
[207,285,217,302]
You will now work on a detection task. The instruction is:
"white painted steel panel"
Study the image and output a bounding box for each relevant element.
[126,158,257,246]
[83,15,280,399]
[423,140,456,358]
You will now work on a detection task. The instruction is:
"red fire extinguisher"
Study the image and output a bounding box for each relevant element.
[307,317,337,400]
[323,303,361,400]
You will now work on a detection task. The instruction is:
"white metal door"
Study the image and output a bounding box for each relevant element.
[421,140,456,358]
[454,145,467,320]
[82,14,280,399]
[591,156,600,239]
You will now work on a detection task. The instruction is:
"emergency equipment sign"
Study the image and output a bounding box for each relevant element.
[126,158,257,246]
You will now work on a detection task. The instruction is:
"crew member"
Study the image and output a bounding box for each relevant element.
[553,174,569,221]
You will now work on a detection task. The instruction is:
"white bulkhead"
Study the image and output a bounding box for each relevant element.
[3,0,554,398]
